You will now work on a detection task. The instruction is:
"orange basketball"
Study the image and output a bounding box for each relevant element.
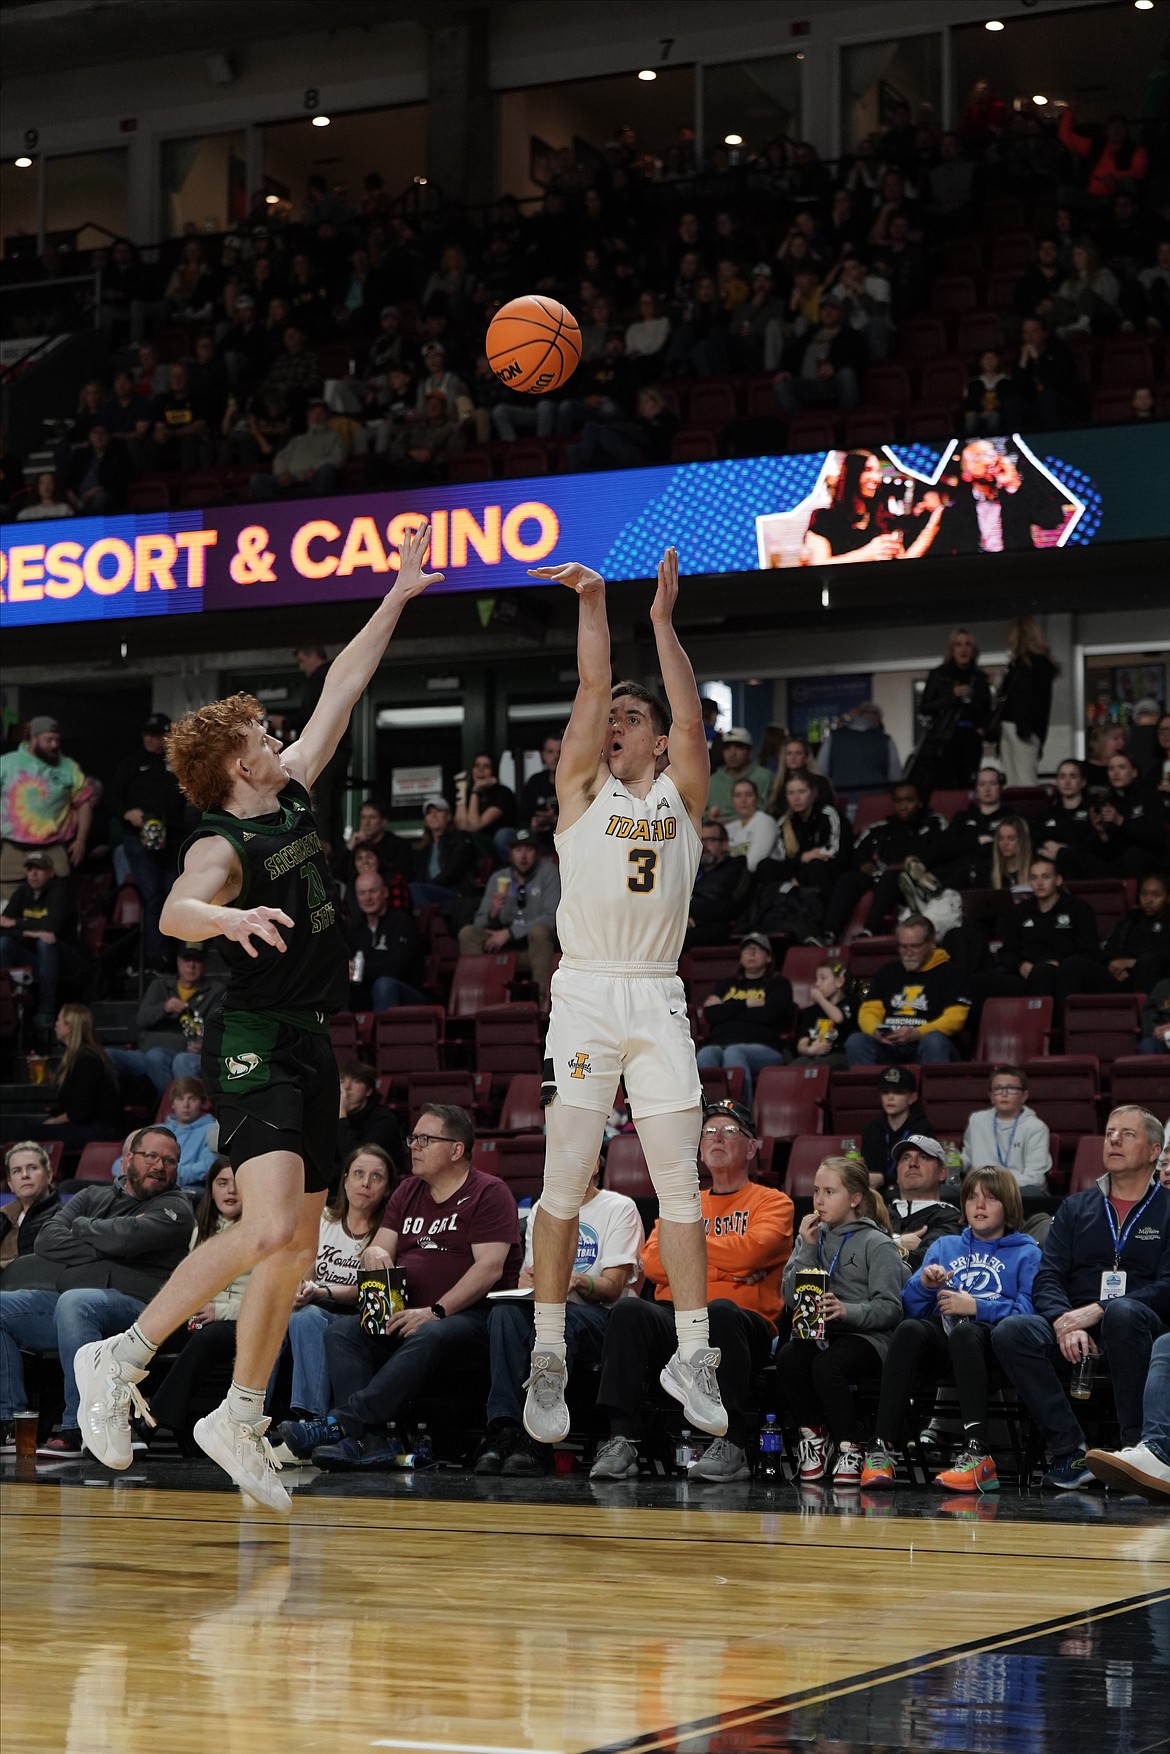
[487,295,581,394]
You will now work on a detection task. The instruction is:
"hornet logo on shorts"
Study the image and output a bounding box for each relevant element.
[569,1052,592,1079]
[225,1052,262,1078]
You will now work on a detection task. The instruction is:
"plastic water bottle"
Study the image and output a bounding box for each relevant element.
[413,1422,432,1467]
[757,1414,783,1483]
[675,1427,694,1475]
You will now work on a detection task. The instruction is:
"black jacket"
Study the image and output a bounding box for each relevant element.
[998,893,1100,972]
[705,974,794,1049]
[413,829,475,892]
[997,653,1058,747]
[336,1095,405,1174]
[346,908,423,987]
[887,1196,964,1271]
[108,748,186,846]
[688,856,753,929]
[853,809,946,872]
[8,1179,194,1298]
[939,804,1009,881]
[1034,798,1101,858]
[1102,908,1170,963]
[1099,780,1169,861]
[920,660,992,740]
[55,1051,123,1131]
[777,802,851,865]
[0,1189,62,1263]
[136,970,227,1052]
[2,878,74,942]
[861,1102,931,1188]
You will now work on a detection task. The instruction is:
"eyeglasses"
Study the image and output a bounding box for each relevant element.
[991,1085,1024,1096]
[701,1124,747,1139]
[133,1148,180,1169]
[406,1133,456,1150]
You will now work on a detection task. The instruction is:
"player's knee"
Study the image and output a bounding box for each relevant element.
[242,1210,300,1257]
[652,1168,703,1224]
[639,1109,703,1223]
[540,1159,594,1222]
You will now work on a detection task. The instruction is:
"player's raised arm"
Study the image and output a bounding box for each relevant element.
[159,835,292,959]
[284,520,443,790]
[528,559,611,829]
[651,547,709,829]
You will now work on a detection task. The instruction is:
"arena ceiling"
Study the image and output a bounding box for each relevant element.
[0,0,486,79]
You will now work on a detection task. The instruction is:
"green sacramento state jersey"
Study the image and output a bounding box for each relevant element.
[180,778,349,1014]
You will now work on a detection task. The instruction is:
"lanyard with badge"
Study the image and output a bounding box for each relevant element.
[1100,1182,1158,1302]
[818,1229,858,1280]
[994,1114,1021,1167]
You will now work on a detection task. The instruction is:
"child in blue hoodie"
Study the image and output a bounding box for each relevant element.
[167,1077,219,1192]
[862,1165,1041,1493]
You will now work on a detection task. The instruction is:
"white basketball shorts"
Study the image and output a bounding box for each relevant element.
[542,964,702,1119]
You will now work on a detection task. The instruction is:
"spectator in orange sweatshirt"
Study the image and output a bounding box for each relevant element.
[590,1098,794,1484]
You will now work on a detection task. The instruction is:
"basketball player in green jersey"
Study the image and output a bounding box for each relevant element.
[73,522,442,1511]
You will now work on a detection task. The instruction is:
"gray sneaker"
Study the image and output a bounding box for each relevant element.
[589,1436,639,1479]
[522,1351,570,1443]
[688,1437,750,1482]
[660,1348,728,1437]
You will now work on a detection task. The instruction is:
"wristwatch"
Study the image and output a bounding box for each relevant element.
[431,1302,447,1320]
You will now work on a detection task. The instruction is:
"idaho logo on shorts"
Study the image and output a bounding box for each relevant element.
[225,1052,262,1078]
[568,1052,592,1079]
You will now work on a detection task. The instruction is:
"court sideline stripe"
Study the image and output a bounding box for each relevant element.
[6,1492,1170,1566]
[581,1588,1170,1754]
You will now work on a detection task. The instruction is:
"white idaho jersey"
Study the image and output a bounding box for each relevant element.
[554,771,702,969]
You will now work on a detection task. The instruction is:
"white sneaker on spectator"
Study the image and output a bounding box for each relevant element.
[73,1340,154,1470]
[1086,1442,1170,1501]
[194,1405,291,1514]
[659,1349,728,1437]
[522,1352,570,1443]
[797,1426,831,1483]
[833,1442,864,1489]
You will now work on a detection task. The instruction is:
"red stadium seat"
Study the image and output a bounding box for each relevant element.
[826,1068,886,1132]
[1065,880,1130,943]
[988,232,1036,274]
[448,450,495,484]
[977,998,1052,1064]
[986,270,1022,310]
[843,408,895,449]
[920,1062,995,1134]
[75,1141,122,1184]
[603,1133,654,1201]
[1063,994,1141,1073]
[176,471,227,508]
[687,382,738,427]
[1022,1057,1100,1139]
[862,364,913,410]
[1101,337,1154,387]
[495,1134,546,1199]
[1069,1136,1108,1195]
[897,317,948,364]
[929,789,972,824]
[447,954,516,1021]
[126,475,172,512]
[940,238,984,278]
[1109,1056,1170,1114]
[746,378,781,419]
[930,277,978,318]
[483,1069,542,1131]
[406,1071,475,1120]
[904,404,957,442]
[475,1003,543,1082]
[786,411,837,453]
[785,1135,856,1198]
[956,310,1004,356]
[981,198,1027,236]
[502,442,551,479]
[753,1064,828,1141]
[1092,388,1140,423]
[670,429,718,464]
[841,936,897,985]
[919,353,968,407]
[852,792,895,834]
[680,945,744,988]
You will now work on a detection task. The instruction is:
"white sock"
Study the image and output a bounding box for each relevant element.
[111,1324,157,1373]
[533,1302,567,1358]
[225,1382,267,1427]
[674,1307,710,1363]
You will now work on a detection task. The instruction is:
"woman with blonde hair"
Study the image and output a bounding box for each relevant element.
[776,1155,905,1488]
[990,816,1033,891]
[995,618,1059,786]
[26,1003,123,1147]
[917,628,992,790]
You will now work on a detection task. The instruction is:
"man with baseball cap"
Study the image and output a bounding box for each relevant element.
[249,395,345,502]
[109,713,185,969]
[0,717,95,907]
[457,828,561,996]
[0,849,89,1030]
[409,796,475,912]
[707,728,773,822]
[590,1098,794,1484]
[106,942,227,1094]
[696,933,794,1106]
[887,1135,962,1271]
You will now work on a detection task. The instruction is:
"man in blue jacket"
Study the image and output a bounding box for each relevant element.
[992,1106,1168,1489]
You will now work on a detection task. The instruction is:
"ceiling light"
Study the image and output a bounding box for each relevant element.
[264,193,279,204]
[984,17,1004,28]
[724,133,743,146]
[311,114,330,127]
[1135,1,1153,10]
[637,69,656,81]
[1033,93,1048,105]
[413,175,428,185]
[14,156,32,168]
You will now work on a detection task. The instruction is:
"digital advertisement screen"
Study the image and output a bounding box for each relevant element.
[1,424,1161,630]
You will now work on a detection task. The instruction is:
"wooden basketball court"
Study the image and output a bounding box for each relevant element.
[2,1468,1168,1753]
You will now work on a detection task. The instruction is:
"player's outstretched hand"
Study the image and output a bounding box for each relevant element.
[527,560,604,597]
[219,906,293,958]
[650,545,679,623]
[392,520,444,599]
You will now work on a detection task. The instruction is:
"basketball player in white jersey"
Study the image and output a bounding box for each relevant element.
[522,545,726,1445]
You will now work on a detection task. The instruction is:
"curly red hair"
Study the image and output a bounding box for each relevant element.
[166,692,264,812]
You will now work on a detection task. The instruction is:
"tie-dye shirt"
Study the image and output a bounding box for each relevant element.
[0,744,94,846]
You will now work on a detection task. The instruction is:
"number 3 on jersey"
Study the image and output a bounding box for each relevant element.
[627,849,657,894]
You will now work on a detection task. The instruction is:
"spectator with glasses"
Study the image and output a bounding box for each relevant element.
[0,1125,192,1458]
[272,1106,520,1467]
[961,1067,1052,1203]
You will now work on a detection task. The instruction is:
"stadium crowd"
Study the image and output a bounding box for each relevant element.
[1,651,1168,1497]
[2,79,1168,521]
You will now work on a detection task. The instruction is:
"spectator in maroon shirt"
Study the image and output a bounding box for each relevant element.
[273,1105,520,1467]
